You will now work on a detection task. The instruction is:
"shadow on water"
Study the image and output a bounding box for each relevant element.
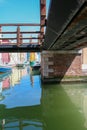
[41,83,87,130]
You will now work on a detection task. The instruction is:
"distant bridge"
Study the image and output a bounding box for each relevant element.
[0,0,46,52]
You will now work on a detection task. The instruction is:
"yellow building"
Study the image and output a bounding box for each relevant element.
[30,52,36,67]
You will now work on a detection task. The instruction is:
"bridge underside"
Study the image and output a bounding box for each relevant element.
[0,0,87,83]
[44,0,87,50]
[0,44,41,52]
[41,0,87,83]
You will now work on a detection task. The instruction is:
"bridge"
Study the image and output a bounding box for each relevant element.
[44,0,87,50]
[41,0,87,82]
[0,0,87,82]
[0,0,87,52]
[0,104,43,129]
[0,0,87,51]
[0,0,46,52]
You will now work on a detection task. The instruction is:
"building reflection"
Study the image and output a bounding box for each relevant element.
[29,66,34,87]
[0,75,11,101]
[0,82,5,101]
[2,78,10,90]
[10,67,27,87]
[0,67,28,101]
[0,65,42,130]
[0,66,36,102]
[30,73,34,87]
[0,67,27,91]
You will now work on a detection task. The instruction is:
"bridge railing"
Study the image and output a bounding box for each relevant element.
[0,0,46,50]
[0,23,44,46]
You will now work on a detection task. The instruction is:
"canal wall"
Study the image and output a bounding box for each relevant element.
[41,51,87,83]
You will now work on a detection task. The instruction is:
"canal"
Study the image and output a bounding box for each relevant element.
[0,66,87,130]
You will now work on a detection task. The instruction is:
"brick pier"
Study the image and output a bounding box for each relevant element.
[41,51,84,83]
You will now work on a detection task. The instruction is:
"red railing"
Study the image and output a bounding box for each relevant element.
[0,23,43,46]
[0,0,46,47]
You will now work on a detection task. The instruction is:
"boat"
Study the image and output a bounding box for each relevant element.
[30,61,41,75]
[31,69,40,75]
[29,52,36,67]
[32,62,41,71]
[0,67,12,73]
[0,68,12,82]
[29,52,41,70]
[16,63,25,68]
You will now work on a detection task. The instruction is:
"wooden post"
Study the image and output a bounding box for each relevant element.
[20,33,23,44]
[40,0,46,44]
[38,34,41,44]
[17,26,20,46]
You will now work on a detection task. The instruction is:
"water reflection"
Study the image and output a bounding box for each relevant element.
[0,67,41,107]
[29,66,34,87]
[0,119,43,130]
[1,66,87,130]
[10,67,27,86]
[0,66,42,130]
[0,104,43,130]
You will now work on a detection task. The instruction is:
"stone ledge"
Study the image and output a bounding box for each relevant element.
[41,76,87,84]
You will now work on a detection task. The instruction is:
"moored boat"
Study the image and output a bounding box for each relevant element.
[16,63,25,68]
[0,67,12,82]
[0,67,12,73]
[32,62,41,71]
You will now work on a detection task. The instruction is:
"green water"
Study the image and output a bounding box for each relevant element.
[0,67,87,130]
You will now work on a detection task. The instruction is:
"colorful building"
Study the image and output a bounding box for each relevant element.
[30,52,36,66]
[2,53,10,64]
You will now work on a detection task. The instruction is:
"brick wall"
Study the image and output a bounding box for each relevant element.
[41,51,82,79]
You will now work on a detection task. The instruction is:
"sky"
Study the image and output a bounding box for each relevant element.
[0,0,50,23]
[0,0,50,43]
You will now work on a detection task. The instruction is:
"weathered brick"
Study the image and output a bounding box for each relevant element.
[41,51,82,79]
